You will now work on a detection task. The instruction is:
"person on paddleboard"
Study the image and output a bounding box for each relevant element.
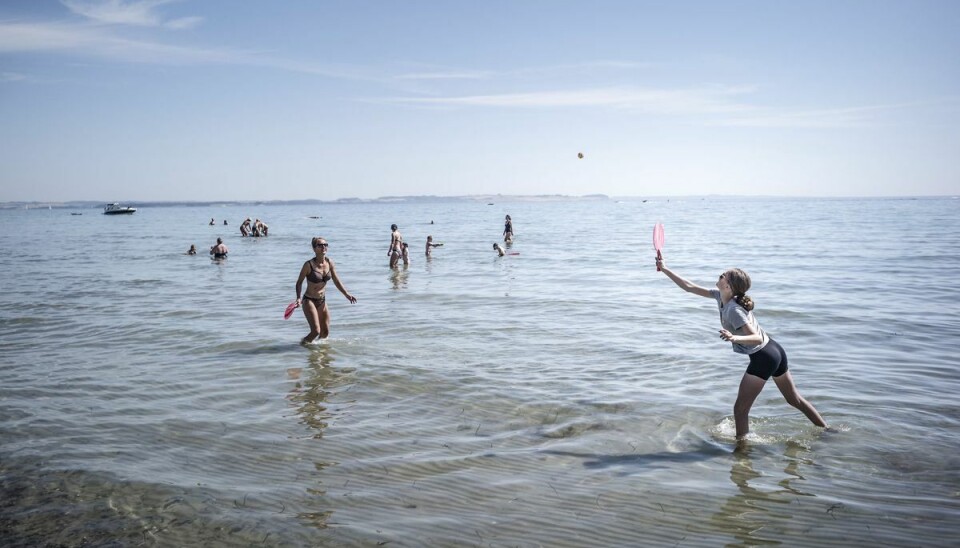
[656,258,828,442]
[294,236,357,344]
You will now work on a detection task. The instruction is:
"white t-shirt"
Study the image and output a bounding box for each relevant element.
[710,289,769,355]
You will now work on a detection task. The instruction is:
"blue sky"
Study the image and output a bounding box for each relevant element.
[1,0,958,201]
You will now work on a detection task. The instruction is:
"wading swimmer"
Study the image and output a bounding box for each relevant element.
[209,237,228,259]
[388,224,403,268]
[294,237,357,344]
[503,215,513,243]
[425,235,442,257]
[656,259,827,442]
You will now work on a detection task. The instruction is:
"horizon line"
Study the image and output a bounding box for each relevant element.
[1,193,955,208]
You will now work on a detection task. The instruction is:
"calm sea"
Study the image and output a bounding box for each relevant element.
[1,197,959,547]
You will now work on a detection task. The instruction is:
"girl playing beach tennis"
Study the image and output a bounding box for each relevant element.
[656,258,828,441]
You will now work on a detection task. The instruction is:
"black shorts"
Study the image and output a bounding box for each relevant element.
[746,339,789,380]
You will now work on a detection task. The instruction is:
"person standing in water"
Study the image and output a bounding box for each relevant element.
[425,235,442,257]
[503,215,513,243]
[294,236,357,344]
[388,224,403,268]
[656,258,827,442]
[209,237,228,259]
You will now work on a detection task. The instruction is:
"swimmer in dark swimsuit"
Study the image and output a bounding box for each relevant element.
[656,259,827,443]
[294,236,357,344]
[209,237,228,259]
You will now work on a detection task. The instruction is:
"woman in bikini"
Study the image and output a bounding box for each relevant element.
[388,224,403,268]
[294,236,358,344]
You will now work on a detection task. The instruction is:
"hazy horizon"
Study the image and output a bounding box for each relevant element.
[2,1,958,201]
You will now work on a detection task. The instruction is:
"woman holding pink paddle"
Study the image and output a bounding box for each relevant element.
[653,224,827,442]
[290,236,357,344]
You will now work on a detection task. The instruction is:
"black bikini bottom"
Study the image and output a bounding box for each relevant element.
[303,294,326,306]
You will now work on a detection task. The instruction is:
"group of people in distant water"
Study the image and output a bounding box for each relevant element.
[188,217,271,257]
[240,218,269,237]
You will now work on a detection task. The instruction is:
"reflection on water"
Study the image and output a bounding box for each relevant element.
[712,443,818,547]
[286,346,343,532]
[390,265,410,290]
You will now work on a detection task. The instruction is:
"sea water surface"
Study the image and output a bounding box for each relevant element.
[1,197,958,546]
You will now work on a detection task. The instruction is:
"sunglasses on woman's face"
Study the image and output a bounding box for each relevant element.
[314,242,328,248]
[718,274,725,281]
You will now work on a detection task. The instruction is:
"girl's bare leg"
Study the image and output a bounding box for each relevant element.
[772,371,827,427]
[734,373,768,439]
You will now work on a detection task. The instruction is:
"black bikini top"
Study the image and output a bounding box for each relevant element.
[307,258,332,284]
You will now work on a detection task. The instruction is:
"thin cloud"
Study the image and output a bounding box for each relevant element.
[0,21,383,82]
[712,106,886,128]
[1,72,27,82]
[385,85,896,128]
[395,60,650,82]
[388,86,753,112]
[396,70,493,81]
[165,16,202,30]
[61,0,202,29]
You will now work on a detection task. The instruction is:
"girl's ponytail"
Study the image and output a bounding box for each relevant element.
[725,268,755,311]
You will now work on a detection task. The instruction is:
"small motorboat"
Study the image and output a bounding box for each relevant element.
[103,203,137,215]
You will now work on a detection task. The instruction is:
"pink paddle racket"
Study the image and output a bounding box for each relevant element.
[283,301,299,320]
[653,222,664,271]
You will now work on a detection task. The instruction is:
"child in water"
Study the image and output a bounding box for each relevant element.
[426,235,443,257]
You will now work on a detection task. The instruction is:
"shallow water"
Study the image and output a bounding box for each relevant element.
[1,197,959,546]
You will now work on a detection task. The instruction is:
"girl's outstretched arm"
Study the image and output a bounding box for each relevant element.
[657,259,713,298]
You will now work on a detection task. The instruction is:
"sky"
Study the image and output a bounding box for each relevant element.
[1,0,958,202]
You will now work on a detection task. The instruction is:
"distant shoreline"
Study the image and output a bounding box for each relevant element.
[0,194,953,210]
